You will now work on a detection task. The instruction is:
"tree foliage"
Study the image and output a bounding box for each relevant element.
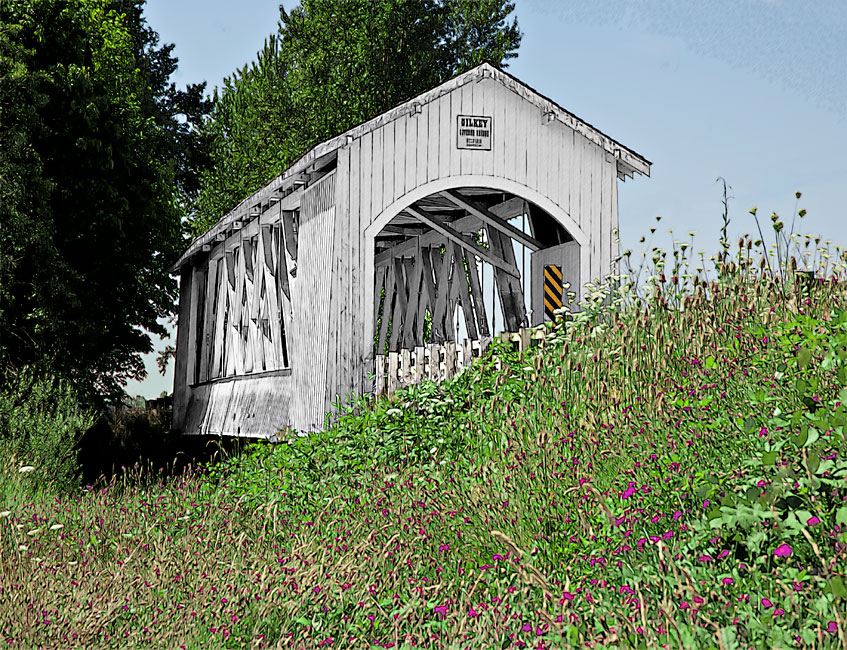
[191,0,521,234]
[0,0,210,398]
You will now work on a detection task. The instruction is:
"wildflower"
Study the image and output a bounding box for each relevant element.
[27,528,41,536]
[773,543,792,558]
[0,511,10,518]
[18,466,35,474]
[761,598,773,608]
[434,605,447,619]
[722,577,734,585]
[774,608,785,616]
[807,516,821,527]
[50,524,63,531]
[439,544,449,552]
[827,621,838,634]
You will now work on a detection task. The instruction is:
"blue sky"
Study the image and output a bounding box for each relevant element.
[128,0,847,398]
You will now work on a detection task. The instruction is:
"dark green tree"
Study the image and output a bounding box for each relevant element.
[191,0,521,233]
[0,0,210,399]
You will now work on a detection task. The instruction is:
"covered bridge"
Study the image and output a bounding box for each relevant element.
[170,62,650,436]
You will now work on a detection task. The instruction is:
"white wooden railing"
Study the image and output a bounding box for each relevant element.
[373,327,559,396]
[374,338,492,395]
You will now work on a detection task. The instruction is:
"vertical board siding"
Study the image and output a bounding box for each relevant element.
[324,151,347,410]
[458,80,472,176]
[404,112,417,199]
[526,105,539,192]
[493,77,506,179]
[426,96,440,183]
[480,79,494,177]
[512,89,528,187]
[416,103,429,188]
[609,157,620,272]
[349,138,363,398]
[383,120,395,210]
[394,117,407,201]
[437,93,451,182]
[371,126,384,216]
[289,171,336,432]
[172,267,193,428]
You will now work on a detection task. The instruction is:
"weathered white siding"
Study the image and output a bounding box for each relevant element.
[286,172,336,431]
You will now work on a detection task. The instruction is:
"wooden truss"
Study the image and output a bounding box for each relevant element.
[193,205,297,383]
[374,190,532,353]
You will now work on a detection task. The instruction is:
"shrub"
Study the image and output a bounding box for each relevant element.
[0,368,94,493]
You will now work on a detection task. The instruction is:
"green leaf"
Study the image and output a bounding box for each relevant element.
[798,347,812,368]
[705,356,716,369]
[762,451,778,466]
[805,427,819,448]
[830,577,847,599]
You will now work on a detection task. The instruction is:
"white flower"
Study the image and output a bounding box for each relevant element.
[49,524,63,531]
[18,466,35,474]
[18,545,27,552]
[386,408,402,418]
[27,528,41,536]
[0,511,11,518]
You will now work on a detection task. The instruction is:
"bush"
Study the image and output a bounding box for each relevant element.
[0,368,94,493]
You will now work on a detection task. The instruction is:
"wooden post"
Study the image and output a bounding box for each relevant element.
[377,262,395,353]
[389,257,409,351]
[374,355,385,395]
[388,353,400,394]
[488,228,528,332]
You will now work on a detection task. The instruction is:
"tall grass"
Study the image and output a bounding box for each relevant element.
[2,206,847,648]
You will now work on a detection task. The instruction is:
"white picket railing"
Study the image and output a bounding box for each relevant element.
[373,326,563,396]
[373,337,492,395]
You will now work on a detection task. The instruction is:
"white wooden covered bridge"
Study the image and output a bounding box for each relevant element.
[170,62,650,436]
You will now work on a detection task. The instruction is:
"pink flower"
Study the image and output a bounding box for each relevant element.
[774,608,785,616]
[827,622,838,634]
[761,598,773,608]
[807,516,821,527]
[722,577,734,585]
[773,543,792,558]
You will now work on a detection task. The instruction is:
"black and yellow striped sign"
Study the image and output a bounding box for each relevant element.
[544,265,563,320]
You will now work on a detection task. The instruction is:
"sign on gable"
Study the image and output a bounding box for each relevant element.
[457,115,492,150]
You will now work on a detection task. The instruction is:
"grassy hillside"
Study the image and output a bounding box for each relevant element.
[2,233,847,649]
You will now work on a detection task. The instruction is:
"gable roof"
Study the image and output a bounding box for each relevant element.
[173,62,651,271]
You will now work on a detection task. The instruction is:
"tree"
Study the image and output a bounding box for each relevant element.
[191,0,521,233]
[0,0,210,399]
